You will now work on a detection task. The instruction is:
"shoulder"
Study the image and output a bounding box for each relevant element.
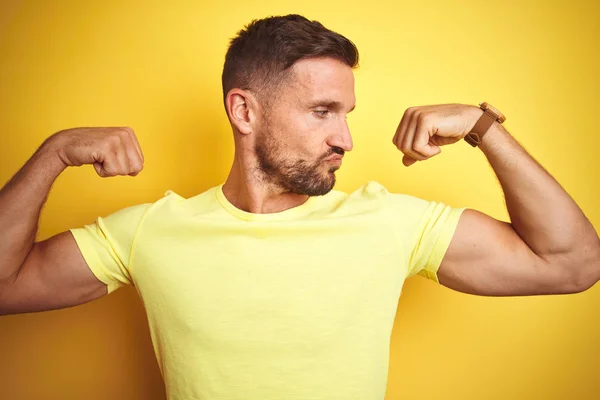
[143,185,224,220]
[317,181,401,218]
[335,180,426,208]
[330,180,391,200]
[335,181,463,225]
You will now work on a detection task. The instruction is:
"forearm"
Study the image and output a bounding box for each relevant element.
[0,137,66,284]
[479,118,600,284]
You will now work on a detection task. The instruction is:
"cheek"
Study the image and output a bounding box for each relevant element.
[296,114,335,146]
[275,114,314,147]
[300,113,332,135]
[279,112,329,158]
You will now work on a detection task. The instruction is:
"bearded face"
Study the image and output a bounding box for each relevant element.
[253,118,341,196]
[250,57,356,196]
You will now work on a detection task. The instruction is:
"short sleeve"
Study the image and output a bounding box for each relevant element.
[69,203,151,294]
[388,193,466,283]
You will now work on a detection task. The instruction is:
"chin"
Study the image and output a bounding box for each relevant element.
[298,174,336,196]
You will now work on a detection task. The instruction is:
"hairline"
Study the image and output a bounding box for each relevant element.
[254,55,357,113]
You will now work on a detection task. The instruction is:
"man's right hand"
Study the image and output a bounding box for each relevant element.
[49,127,145,177]
[0,126,146,315]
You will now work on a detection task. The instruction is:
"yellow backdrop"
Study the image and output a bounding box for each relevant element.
[1,0,598,399]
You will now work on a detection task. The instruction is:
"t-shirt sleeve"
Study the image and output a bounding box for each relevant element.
[388,193,466,283]
[69,203,151,294]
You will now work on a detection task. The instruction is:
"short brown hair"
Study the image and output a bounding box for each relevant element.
[221,14,359,109]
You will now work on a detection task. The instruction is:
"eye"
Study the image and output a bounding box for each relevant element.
[313,109,329,118]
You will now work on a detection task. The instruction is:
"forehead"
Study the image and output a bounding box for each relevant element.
[286,57,355,107]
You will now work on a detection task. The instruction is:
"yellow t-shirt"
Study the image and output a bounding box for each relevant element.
[70,180,465,400]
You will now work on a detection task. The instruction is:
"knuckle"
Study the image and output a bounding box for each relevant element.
[103,164,117,175]
[101,143,114,157]
[116,130,129,140]
[107,135,122,147]
[130,161,143,172]
[418,112,432,126]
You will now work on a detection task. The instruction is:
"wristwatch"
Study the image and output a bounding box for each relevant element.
[464,102,506,147]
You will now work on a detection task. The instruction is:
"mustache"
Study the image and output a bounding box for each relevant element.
[323,147,345,159]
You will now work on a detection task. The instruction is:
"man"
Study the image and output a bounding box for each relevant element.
[0,13,598,400]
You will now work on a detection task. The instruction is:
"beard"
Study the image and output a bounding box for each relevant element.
[253,123,340,197]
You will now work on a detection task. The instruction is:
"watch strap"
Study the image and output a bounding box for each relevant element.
[464,108,497,147]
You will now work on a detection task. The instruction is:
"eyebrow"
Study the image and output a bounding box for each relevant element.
[308,100,356,113]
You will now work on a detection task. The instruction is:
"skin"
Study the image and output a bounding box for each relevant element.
[0,127,144,314]
[222,57,355,213]
[1,56,599,316]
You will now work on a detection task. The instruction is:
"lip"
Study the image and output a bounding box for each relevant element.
[325,156,343,165]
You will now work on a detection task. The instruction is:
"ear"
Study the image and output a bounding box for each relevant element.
[225,88,258,135]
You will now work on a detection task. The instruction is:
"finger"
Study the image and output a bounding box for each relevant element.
[392,107,413,148]
[118,130,144,175]
[116,141,131,174]
[124,127,144,163]
[93,161,105,177]
[94,150,121,177]
[400,112,426,163]
[413,119,441,159]
[100,134,130,176]
[402,155,417,167]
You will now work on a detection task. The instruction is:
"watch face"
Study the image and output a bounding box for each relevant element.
[479,102,506,123]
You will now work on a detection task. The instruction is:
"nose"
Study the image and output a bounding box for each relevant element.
[328,119,353,152]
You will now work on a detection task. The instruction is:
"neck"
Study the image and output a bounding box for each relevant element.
[222,150,310,214]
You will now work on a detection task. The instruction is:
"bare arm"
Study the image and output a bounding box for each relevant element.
[438,119,600,295]
[0,127,144,315]
[0,231,108,315]
[394,104,600,296]
[0,139,67,286]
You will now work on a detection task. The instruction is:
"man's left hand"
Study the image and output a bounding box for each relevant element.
[392,104,483,166]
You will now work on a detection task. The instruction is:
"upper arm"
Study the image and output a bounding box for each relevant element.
[0,231,108,315]
[437,209,578,296]
[0,202,151,316]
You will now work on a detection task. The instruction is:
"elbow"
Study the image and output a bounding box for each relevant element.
[569,271,598,294]
[563,240,600,294]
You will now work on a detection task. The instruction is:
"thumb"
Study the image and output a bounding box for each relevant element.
[93,161,109,177]
[402,155,418,167]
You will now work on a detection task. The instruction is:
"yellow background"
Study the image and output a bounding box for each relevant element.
[1,0,599,398]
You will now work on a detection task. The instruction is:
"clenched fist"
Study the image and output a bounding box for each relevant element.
[48,127,144,177]
[392,104,483,167]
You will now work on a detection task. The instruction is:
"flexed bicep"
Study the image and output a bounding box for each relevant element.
[437,209,581,296]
